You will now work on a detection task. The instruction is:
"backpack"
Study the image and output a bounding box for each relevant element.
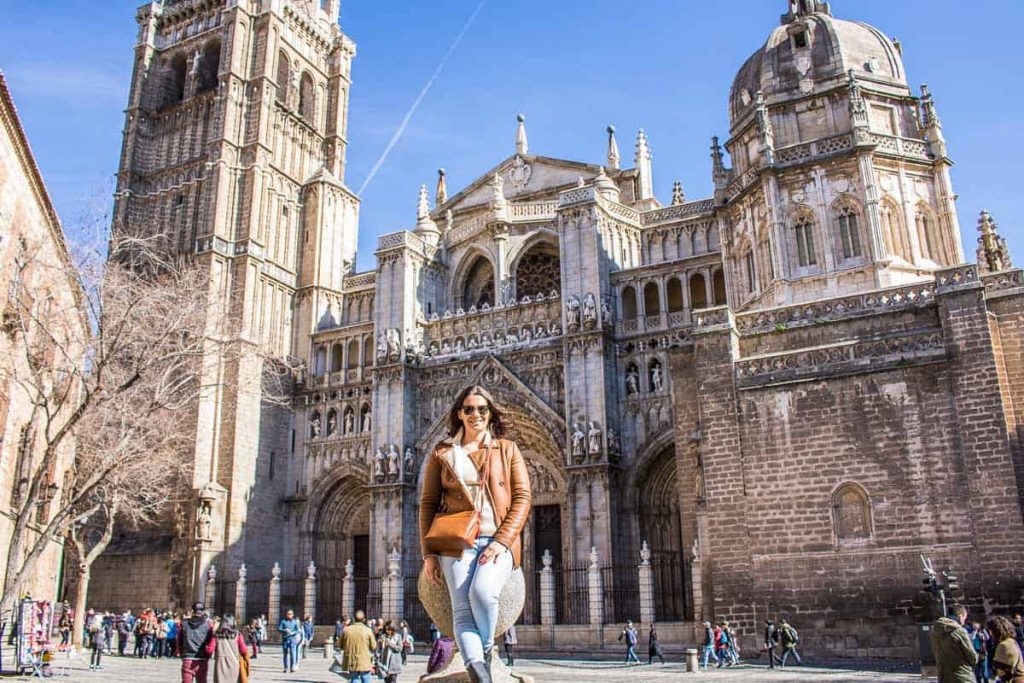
[785,626,799,644]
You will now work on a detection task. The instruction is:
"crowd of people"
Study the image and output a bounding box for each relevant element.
[932,606,1024,683]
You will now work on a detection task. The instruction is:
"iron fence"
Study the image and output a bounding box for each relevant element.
[518,568,541,625]
[213,580,237,619]
[246,583,269,623]
[602,565,640,625]
[279,578,303,615]
[651,554,687,622]
[403,574,431,639]
[554,563,590,625]
[318,568,345,624]
[364,576,382,620]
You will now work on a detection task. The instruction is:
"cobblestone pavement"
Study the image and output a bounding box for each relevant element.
[3,648,923,682]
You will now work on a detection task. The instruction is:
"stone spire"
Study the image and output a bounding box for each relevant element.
[515,114,528,156]
[415,184,439,241]
[606,125,620,171]
[634,128,653,201]
[920,84,948,157]
[711,136,728,189]
[671,180,685,206]
[782,0,831,23]
[847,70,870,144]
[435,168,448,206]
[754,91,775,167]
[976,210,1012,274]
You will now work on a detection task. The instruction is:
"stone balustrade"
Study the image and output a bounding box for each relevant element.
[423,292,563,359]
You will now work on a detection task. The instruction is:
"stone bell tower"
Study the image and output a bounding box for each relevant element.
[111,0,359,604]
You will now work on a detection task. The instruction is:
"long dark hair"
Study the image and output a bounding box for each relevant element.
[447,385,508,438]
[988,615,1015,644]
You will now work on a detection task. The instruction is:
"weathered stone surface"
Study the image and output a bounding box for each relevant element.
[417,568,525,641]
[418,652,535,683]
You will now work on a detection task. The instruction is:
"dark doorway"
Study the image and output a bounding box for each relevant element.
[353,534,370,612]
[521,505,561,625]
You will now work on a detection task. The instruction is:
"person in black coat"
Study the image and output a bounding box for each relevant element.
[764,619,782,668]
[648,623,665,664]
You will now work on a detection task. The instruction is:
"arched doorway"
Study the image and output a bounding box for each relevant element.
[456,254,495,309]
[637,446,687,621]
[312,474,371,623]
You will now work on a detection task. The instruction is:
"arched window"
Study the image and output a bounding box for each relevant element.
[643,282,661,317]
[743,250,757,294]
[621,286,638,321]
[276,51,290,103]
[835,204,863,260]
[880,199,911,261]
[666,278,684,313]
[793,213,818,267]
[163,54,188,107]
[346,339,359,370]
[458,255,495,309]
[916,205,944,264]
[196,40,221,94]
[363,338,374,368]
[689,274,707,310]
[330,344,343,373]
[692,228,706,255]
[299,72,316,122]
[514,240,561,299]
[314,346,326,376]
[713,269,727,306]
[832,483,872,543]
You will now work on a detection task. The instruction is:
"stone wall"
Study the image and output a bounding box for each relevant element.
[89,538,174,612]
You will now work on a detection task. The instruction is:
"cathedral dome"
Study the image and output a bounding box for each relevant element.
[729,2,907,131]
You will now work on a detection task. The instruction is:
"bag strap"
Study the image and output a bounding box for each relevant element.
[473,441,493,509]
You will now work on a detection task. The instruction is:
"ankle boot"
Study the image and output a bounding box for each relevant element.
[467,660,493,683]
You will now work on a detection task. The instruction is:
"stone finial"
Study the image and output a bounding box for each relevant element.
[271,562,281,579]
[344,559,354,579]
[387,547,402,578]
[755,91,775,166]
[977,210,1013,274]
[920,84,940,129]
[588,546,599,569]
[606,125,620,170]
[711,135,728,188]
[640,541,651,566]
[444,209,454,234]
[634,128,653,201]
[594,166,620,202]
[415,184,439,238]
[541,549,553,570]
[782,0,831,23]
[207,564,217,582]
[515,114,528,156]
[435,168,447,206]
[671,180,685,206]
[307,561,317,580]
[238,564,247,581]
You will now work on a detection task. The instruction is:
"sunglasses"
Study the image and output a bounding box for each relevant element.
[460,405,491,416]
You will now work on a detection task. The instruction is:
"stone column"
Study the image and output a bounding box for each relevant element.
[205,565,217,614]
[304,561,317,623]
[268,562,281,636]
[342,559,356,619]
[539,550,556,627]
[690,538,704,623]
[235,564,248,624]
[587,547,604,626]
[637,542,654,626]
[382,548,404,622]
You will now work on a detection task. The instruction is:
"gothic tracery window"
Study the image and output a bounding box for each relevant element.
[458,255,495,309]
[299,72,316,123]
[916,205,944,264]
[880,199,911,261]
[514,242,561,299]
[832,483,871,543]
[276,52,290,104]
[836,204,863,260]
[744,250,756,293]
[793,213,818,267]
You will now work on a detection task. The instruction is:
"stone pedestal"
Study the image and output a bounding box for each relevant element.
[637,542,654,626]
[268,562,281,640]
[235,565,247,624]
[342,560,356,619]
[587,548,604,626]
[204,565,217,614]
[304,561,317,623]
[539,550,555,627]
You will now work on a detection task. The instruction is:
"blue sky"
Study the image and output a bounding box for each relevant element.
[1,0,1021,272]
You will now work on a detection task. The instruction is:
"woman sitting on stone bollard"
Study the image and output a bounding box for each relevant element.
[419,385,532,683]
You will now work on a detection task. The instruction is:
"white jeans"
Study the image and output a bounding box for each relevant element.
[439,536,513,665]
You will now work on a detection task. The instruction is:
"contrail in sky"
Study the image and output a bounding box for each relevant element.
[357,0,487,196]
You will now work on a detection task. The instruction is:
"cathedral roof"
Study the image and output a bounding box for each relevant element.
[729,4,907,132]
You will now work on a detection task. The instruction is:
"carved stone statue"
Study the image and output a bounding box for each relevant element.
[521,326,532,342]
[404,448,416,480]
[373,448,386,482]
[571,424,586,463]
[651,361,664,393]
[601,297,612,324]
[344,411,354,434]
[626,367,640,395]
[310,413,321,438]
[327,412,337,436]
[587,422,602,457]
[386,444,400,480]
[344,559,354,580]
[362,411,371,432]
[386,328,401,361]
[490,173,506,205]
[582,293,597,327]
[376,334,388,361]
[307,561,317,580]
[566,295,580,329]
[196,502,212,542]
[190,49,202,76]
[640,541,651,566]
[608,429,621,460]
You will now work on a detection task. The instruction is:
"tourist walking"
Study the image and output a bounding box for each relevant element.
[502,624,517,667]
[700,621,719,669]
[400,620,413,666]
[179,603,214,683]
[339,610,377,683]
[301,614,314,659]
[378,620,404,683]
[334,619,346,651]
[967,621,990,683]
[419,385,533,683]
[619,620,641,664]
[278,609,303,673]
[988,616,1024,683]
[204,616,250,683]
[780,620,802,667]
[58,612,71,648]
[648,623,665,664]
[931,605,977,683]
[763,619,782,668]
[87,612,105,671]
[117,613,132,656]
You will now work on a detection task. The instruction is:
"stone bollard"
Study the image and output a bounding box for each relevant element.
[324,640,334,660]
[268,562,281,641]
[304,561,317,624]
[205,565,217,615]
[235,564,247,624]
[637,541,654,626]
[685,648,699,672]
[539,550,555,626]
[587,547,604,626]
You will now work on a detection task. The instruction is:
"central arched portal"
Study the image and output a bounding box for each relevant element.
[312,474,371,623]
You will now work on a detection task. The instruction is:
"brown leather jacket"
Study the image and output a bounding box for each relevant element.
[418,437,531,567]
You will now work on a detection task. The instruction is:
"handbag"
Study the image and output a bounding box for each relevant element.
[424,443,492,554]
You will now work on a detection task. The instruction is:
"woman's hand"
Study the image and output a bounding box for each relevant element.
[477,542,507,565]
[423,556,443,586]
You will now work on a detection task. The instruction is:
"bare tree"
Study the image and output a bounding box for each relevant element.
[0,228,293,629]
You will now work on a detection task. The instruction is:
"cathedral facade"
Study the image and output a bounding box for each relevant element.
[92,0,1024,657]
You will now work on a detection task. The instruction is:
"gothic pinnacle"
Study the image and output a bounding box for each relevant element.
[436,168,448,206]
[976,209,1012,274]
[515,114,528,156]
[672,180,685,206]
[606,125,620,170]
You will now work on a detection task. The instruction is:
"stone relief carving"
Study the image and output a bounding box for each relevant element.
[582,293,597,328]
[386,444,400,481]
[509,155,532,191]
[195,501,212,541]
[373,448,386,482]
[650,360,664,393]
[587,422,602,458]
[571,424,586,464]
[626,365,640,395]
